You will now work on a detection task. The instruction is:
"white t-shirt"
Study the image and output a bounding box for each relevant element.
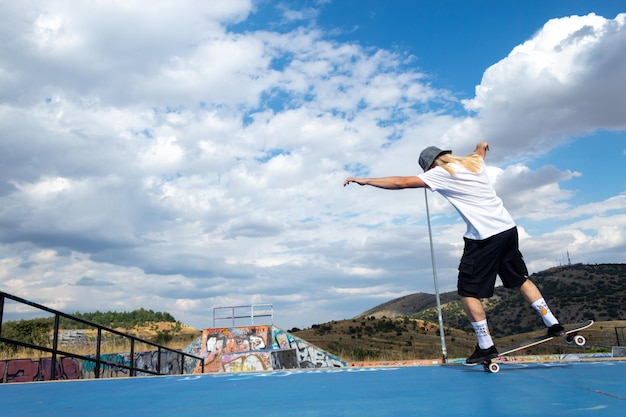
[418,162,515,240]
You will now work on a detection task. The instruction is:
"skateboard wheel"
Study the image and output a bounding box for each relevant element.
[563,334,574,344]
[573,335,586,346]
[487,363,500,373]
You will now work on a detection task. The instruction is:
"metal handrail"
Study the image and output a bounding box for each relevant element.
[0,291,204,380]
[212,304,273,328]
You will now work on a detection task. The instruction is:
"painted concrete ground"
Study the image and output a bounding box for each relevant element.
[1,361,624,416]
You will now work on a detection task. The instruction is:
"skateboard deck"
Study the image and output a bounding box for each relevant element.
[482,320,594,373]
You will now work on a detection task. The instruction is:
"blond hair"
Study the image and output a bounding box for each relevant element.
[432,152,484,175]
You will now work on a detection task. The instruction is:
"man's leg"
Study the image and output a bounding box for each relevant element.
[461,296,492,348]
[517,279,542,304]
[460,296,486,322]
[461,296,498,364]
[518,280,563,335]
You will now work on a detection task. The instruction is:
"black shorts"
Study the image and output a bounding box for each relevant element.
[457,227,528,298]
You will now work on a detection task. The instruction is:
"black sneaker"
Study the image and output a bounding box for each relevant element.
[465,344,498,364]
[547,323,565,337]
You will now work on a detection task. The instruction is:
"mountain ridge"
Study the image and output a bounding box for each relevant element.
[355,263,625,335]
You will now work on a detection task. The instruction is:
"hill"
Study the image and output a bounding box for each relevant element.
[355,292,460,319]
[292,263,626,361]
[356,263,625,335]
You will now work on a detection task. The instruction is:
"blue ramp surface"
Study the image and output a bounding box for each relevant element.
[1,361,624,416]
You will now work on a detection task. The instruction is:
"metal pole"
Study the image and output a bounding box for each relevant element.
[424,189,447,363]
[51,314,60,380]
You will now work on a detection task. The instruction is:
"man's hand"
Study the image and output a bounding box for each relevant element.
[343,177,365,187]
[474,142,490,157]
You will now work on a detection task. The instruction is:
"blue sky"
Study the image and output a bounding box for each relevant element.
[0,0,624,330]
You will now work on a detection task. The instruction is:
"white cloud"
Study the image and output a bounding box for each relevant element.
[490,164,580,219]
[14,176,73,199]
[139,136,184,168]
[460,13,626,157]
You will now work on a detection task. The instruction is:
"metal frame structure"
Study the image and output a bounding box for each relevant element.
[212,304,274,328]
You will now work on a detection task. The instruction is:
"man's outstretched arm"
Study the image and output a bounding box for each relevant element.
[343,176,428,189]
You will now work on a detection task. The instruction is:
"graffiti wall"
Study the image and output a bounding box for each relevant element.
[198,325,271,373]
[81,350,184,379]
[221,352,272,372]
[194,325,348,373]
[0,350,193,383]
[183,335,204,373]
[271,327,348,369]
[0,357,81,383]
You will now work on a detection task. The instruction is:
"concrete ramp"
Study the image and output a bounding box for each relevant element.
[186,325,347,373]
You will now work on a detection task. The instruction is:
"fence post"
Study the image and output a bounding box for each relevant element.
[0,294,4,335]
[95,328,102,379]
[157,346,162,375]
[50,314,60,380]
[130,339,135,377]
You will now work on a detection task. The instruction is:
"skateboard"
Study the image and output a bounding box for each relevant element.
[481,320,594,373]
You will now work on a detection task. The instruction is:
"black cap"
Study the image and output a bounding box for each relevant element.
[419,146,452,171]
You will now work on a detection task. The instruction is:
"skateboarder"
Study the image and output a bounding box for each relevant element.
[343,142,564,364]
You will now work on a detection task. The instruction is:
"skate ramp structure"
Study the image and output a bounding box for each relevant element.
[186,324,348,373]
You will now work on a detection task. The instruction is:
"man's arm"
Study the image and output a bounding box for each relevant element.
[473,141,490,158]
[343,176,428,189]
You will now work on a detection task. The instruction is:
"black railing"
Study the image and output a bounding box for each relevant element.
[0,291,203,380]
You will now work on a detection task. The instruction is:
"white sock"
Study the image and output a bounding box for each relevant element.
[471,319,494,349]
[531,298,559,327]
